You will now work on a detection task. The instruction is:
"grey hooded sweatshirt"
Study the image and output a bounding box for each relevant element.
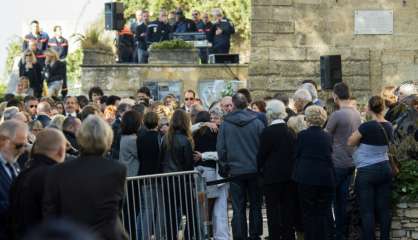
[217,110,265,176]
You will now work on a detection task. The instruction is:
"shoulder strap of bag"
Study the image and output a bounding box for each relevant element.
[377,121,391,146]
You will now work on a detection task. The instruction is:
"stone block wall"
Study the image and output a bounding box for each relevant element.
[80,64,248,98]
[392,202,418,240]
[249,0,418,100]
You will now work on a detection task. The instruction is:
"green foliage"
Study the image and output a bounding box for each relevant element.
[66,48,83,86]
[393,160,418,202]
[72,18,113,52]
[5,38,23,75]
[150,39,193,50]
[221,81,235,97]
[0,84,7,98]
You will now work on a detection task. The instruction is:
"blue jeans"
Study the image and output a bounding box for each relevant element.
[334,167,355,240]
[356,161,392,240]
[137,48,149,64]
[136,184,165,240]
[230,176,263,240]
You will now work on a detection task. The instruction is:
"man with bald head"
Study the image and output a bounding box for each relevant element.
[36,101,51,127]
[0,120,29,239]
[9,128,67,239]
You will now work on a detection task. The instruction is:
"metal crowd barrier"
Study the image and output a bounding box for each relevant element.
[121,171,209,240]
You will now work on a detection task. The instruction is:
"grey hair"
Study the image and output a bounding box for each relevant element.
[294,88,313,103]
[398,83,417,98]
[76,115,113,156]
[304,105,328,127]
[212,8,223,17]
[47,114,66,130]
[3,107,20,121]
[0,120,28,140]
[266,100,287,122]
[37,101,51,114]
[301,83,318,101]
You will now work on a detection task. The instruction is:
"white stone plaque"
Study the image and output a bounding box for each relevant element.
[354,10,393,35]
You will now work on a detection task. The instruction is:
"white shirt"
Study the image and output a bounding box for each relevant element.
[270,119,285,126]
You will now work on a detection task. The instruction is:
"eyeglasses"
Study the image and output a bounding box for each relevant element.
[192,13,199,16]
[12,141,27,150]
[185,98,194,101]
[30,105,37,108]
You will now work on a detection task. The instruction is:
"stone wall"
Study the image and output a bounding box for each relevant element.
[249,0,418,100]
[80,64,248,97]
[392,202,418,240]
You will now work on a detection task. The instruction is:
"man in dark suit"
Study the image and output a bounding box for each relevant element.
[42,115,127,240]
[0,120,29,239]
[35,101,51,127]
[9,129,67,239]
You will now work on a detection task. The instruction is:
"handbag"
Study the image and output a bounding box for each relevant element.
[377,122,400,176]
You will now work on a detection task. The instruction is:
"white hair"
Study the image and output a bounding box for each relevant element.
[301,83,318,101]
[212,8,223,17]
[2,107,20,121]
[119,98,135,107]
[398,83,417,99]
[294,88,313,103]
[77,115,113,156]
[266,100,287,122]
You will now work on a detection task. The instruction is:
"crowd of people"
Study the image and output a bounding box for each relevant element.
[0,79,416,240]
[118,8,235,63]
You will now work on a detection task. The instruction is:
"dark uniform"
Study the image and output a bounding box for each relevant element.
[22,32,49,65]
[172,17,197,33]
[210,18,235,54]
[48,36,69,60]
[116,26,135,63]
[146,20,171,44]
[135,22,149,63]
[197,21,213,64]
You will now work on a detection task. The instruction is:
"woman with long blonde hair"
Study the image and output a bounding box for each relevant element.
[19,49,43,97]
[43,49,67,97]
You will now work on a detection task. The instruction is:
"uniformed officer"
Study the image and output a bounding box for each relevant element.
[147,10,171,44]
[22,20,49,66]
[48,26,69,60]
[172,9,197,33]
[136,10,150,63]
[210,9,235,54]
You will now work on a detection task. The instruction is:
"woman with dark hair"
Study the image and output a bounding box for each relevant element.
[251,100,266,113]
[88,87,104,104]
[160,109,195,239]
[348,96,394,240]
[119,110,143,177]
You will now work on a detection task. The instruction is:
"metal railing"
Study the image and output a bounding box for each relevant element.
[121,171,209,240]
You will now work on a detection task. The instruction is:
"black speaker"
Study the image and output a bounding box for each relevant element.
[208,54,240,64]
[105,2,124,30]
[320,55,342,90]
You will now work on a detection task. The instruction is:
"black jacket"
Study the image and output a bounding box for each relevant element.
[172,18,197,33]
[9,154,58,239]
[44,60,66,87]
[63,130,79,151]
[146,20,171,44]
[292,126,336,186]
[210,18,235,53]
[135,22,149,50]
[257,123,296,184]
[42,155,127,240]
[18,60,43,90]
[137,130,161,175]
[160,131,194,173]
[22,32,49,58]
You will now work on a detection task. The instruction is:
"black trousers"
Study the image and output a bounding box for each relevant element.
[298,184,336,240]
[264,181,297,240]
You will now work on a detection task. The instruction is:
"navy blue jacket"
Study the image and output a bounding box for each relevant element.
[292,126,336,186]
[48,37,69,60]
[210,18,235,53]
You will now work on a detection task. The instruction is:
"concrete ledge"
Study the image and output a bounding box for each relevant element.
[81,64,249,68]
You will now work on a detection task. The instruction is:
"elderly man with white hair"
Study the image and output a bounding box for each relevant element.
[257,99,299,239]
[293,88,313,114]
[301,82,323,106]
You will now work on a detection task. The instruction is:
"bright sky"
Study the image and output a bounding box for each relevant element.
[0,0,108,81]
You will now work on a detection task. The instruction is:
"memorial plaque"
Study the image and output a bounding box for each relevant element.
[354,10,393,35]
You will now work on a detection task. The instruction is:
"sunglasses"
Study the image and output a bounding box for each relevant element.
[192,13,199,16]
[185,98,194,101]
[30,105,37,108]
[12,142,26,150]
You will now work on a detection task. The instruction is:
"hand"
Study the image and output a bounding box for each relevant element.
[140,33,146,37]
[215,28,223,35]
[193,151,202,162]
[203,122,218,133]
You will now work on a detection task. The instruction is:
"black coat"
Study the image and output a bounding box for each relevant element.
[257,123,296,184]
[160,131,194,173]
[137,130,161,175]
[292,126,336,186]
[18,60,43,91]
[135,22,149,50]
[9,154,57,239]
[42,155,127,240]
[44,60,67,89]
[146,20,171,44]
